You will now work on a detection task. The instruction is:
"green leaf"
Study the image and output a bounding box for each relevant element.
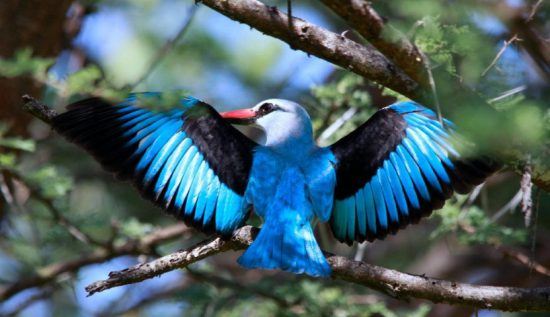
[0,48,53,78]
[0,137,36,152]
[120,217,154,239]
[0,153,17,168]
[66,65,104,95]
[25,166,73,199]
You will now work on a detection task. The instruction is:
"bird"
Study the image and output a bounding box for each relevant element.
[51,92,499,277]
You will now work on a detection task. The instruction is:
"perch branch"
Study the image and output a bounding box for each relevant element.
[85,225,550,311]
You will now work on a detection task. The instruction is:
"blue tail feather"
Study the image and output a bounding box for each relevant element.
[237,209,331,277]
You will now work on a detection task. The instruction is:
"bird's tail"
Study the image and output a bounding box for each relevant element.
[238,209,330,277]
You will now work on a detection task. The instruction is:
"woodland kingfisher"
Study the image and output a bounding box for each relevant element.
[52,92,498,277]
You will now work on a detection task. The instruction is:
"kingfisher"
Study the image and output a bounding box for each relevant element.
[52,92,498,277]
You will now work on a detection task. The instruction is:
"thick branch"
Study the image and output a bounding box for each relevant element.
[0,224,189,301]
[329,256,550,312]
[85,226,257,295]
[319,0,428,85]
[85,225,550,311]
[199,0,421,99]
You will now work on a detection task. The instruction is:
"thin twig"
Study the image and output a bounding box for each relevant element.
[96,278,191,317]
[497,245,550,278]
[0,223,190,302]
[487,85,527,104]
[481,34,520,77]
[419,51,442,123]
[527,0,543,22]
[128,5,198,90]
[318,107,357,143]
[7,170,105,247]
[462,183,485,210]
[491,188,522,222]
[187,268,293,307]
[521,161,533,228]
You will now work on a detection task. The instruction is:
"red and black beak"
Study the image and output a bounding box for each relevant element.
[220,108,258,125]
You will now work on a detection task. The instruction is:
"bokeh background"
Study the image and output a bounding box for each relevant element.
[0,0,548,316]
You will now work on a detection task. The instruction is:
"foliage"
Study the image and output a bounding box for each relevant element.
[430,197,527,246]
[0,49,53,79]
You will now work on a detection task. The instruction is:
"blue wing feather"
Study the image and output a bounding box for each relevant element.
[203,176,220,227]
[151,132,188,193]
[194,168,214,222]
[137,119,181,175]
[363,183,377,236]
[345,195,356,241]
[407,128,451,184]
[175,150,202,211]
[402,137,442,192]
[390,152,419,209]
[164,145,196,205]
[186,160,208,216]
[355,189,367,238]
[378,168,399,225]
[396,144,431,201]
[330,101,496,243]
[370,174,388,231]
[385,160,409,217]
[333,198,350,240]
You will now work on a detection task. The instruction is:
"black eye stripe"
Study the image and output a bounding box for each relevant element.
[259,103,278,115]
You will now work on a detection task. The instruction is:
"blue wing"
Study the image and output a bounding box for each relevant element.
[52,92,257,236]
[329,101,499,244]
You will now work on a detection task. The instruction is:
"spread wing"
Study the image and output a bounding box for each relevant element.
[329,101,499,244]
[52,92,257,236]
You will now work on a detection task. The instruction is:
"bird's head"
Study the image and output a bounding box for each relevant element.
[221,99,313,150]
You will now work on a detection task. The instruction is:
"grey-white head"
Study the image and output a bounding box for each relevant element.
[221,99,314,150]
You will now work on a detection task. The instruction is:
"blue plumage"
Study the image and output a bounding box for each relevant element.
[240,161,332,277]
[52,95,498,278]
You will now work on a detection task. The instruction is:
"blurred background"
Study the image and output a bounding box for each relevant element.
[0,0,548,316]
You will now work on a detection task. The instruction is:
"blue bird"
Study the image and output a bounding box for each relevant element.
[52,92,499,277]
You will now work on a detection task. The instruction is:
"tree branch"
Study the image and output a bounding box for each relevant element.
[21,95,57,124]
[198,0,421,100]
[0,223,190,301]
[85,225,550,311]
[319,0,428,85]
[85,226,257,296]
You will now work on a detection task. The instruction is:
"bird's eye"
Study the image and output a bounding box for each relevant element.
[259,103,276,114]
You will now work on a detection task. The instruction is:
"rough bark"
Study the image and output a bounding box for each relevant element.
[0,0,73,135]
[319,0,429,85]
[199,0,421,100]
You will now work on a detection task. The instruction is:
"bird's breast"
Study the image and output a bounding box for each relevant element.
[245,147,336,222]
